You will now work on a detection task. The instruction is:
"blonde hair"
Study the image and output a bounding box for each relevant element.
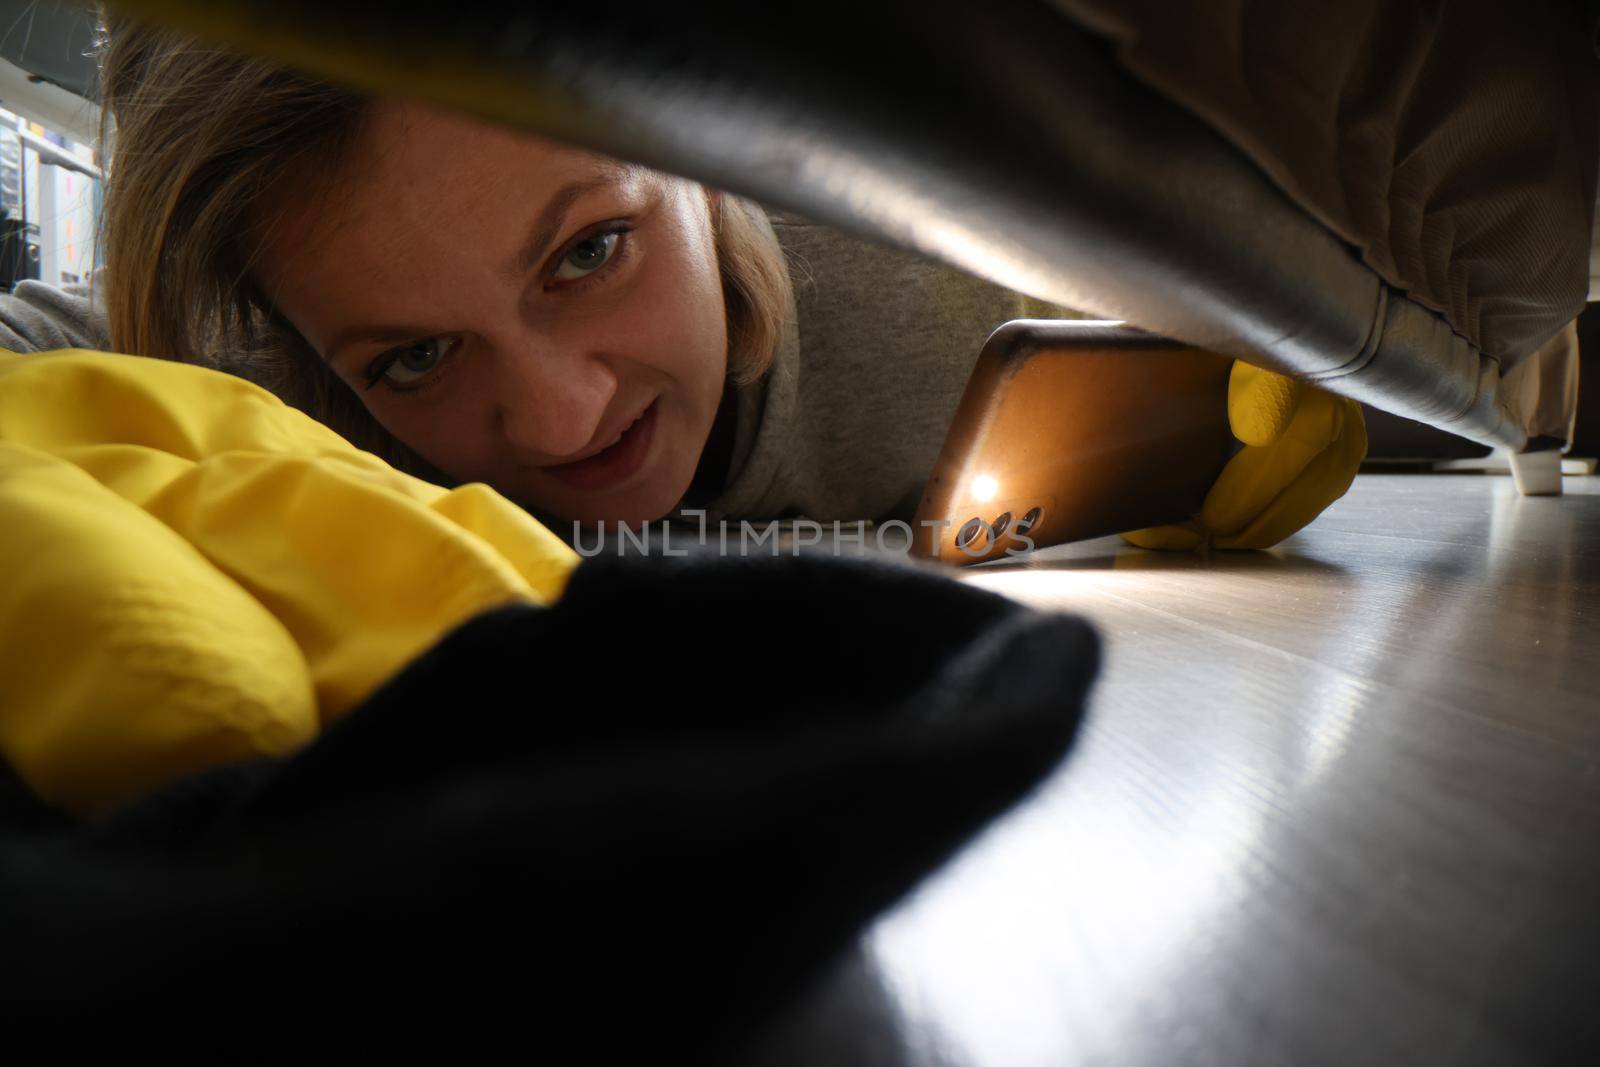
[96,14,791,477]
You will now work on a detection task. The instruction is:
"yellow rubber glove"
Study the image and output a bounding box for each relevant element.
[1121,362,1368,551]
[0,348,581,817]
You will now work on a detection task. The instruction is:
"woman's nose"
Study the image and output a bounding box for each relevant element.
[489,343,619,460]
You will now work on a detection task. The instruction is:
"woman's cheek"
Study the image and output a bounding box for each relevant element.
[362,391,485,482]
[636,220,728,377]
[597,255,703,372]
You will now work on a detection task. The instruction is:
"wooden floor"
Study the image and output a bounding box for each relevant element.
[750,473,1600,1067]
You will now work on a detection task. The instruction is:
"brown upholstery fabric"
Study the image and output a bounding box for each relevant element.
[1504,319,1583,441]
[1053,0,1600,369]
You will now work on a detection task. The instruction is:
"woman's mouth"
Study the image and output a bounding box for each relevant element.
[543,399,659,492]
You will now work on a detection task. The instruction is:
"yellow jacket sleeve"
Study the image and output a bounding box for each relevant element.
[0,349,581,817]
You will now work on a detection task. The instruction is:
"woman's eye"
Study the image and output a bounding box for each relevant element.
[376,337,453,387]
[552,230,620,282]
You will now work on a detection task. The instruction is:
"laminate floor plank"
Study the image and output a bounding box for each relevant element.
[752,474,1600,1067]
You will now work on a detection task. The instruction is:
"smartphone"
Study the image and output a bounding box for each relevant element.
[909,320,1236,565]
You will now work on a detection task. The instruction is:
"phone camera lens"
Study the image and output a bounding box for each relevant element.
[956,517,986,549]
[992,511,1012,538]
[1016,506,1042,533]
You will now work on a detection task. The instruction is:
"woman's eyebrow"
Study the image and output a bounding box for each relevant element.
[325,169,629,361]
[506,176,615,279]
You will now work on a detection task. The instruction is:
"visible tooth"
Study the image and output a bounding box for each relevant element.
[594,409,644,454]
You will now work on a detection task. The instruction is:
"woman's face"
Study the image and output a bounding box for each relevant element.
[251,99,729,527]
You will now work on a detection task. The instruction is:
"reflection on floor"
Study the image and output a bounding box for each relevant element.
[750,473,1600,1067]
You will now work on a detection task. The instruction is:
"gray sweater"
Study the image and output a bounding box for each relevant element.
[0,211,1078,524]
[690,208,1079,524]
[0,277,107,353]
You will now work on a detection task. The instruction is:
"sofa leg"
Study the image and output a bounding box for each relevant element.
[1509,448,1563,496]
